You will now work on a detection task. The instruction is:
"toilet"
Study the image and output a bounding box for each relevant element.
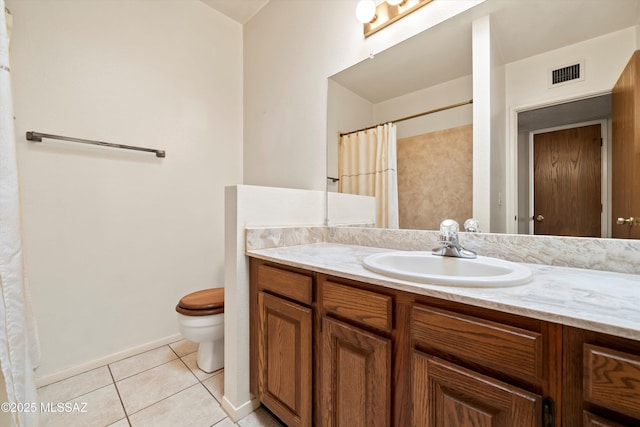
[175,288,224,373]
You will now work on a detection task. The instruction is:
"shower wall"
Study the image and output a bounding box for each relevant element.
[397,124,473,229]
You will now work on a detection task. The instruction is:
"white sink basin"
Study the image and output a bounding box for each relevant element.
[363,251,533,287]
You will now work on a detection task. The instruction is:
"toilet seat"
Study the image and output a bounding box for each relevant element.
[176,288,224,316]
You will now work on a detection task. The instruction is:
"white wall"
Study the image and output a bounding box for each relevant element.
[489,17,506,233]
[243,0,486,191]
[472,15,492,232]
[8,0,243,382]
[327,192,376,226]
[374,75,473,139]
[506,27,636,109]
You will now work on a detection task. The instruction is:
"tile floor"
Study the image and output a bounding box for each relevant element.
[37,339,284,427]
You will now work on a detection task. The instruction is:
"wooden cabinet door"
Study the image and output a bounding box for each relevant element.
[258,292,312,427]
[412,351,542,427]
[320,316,391,427]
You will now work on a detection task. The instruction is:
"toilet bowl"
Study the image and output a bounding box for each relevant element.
[176,288,224,373]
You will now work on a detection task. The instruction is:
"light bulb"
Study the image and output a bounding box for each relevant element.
[387,0,403,5]
[356,0,376,24]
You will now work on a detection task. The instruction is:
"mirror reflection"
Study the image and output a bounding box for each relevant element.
[326,0,640,239]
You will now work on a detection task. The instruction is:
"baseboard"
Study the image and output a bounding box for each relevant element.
[221,394,259,422]
[35,333,183,388]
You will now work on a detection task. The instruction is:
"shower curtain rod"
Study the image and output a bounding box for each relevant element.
[339,99,473,137]
[26,131,166,158]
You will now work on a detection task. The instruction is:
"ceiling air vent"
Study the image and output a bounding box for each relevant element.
[549,60,584,87]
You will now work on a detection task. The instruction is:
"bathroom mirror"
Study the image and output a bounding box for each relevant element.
[326,0,640,238]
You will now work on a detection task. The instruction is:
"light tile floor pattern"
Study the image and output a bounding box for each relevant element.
[37,340,284,427]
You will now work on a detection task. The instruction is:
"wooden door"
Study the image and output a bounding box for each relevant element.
[612,50,640,239]
[258,292,312,427]
[412,352,542,427]
[533,124,602,237]
[320,316,391,427]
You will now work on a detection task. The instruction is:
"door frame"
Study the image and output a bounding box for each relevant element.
[507,90,611,234]
[527,119,609,236]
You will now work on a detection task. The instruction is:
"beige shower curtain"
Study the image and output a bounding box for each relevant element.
[338,123,399,228]
[1,5,40,426]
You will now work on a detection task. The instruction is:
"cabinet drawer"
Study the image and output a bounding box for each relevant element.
[321,281,392,333]
[583,411,627,427]
[584,344,640,419]
[412,305,544,383]
[257,264,313,305]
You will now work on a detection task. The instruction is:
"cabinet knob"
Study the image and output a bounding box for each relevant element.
[534,214,544,222]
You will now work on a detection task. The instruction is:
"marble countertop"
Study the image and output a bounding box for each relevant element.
[246,242,640,341]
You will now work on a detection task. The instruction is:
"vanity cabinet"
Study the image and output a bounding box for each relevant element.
[318,278,393,427]
[250,261,313,427]
[249,258,640,427]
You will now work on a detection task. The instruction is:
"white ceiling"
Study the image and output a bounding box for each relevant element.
[200,0,269,24]
[332,0,640,103]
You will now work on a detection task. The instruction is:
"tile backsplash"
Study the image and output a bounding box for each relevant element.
[246,226,640,275]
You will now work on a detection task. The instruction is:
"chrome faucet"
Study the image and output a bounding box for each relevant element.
[432,219,477,259]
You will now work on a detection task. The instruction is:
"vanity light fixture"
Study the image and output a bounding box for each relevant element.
[358,0,435,38]
[355,0,377,24]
